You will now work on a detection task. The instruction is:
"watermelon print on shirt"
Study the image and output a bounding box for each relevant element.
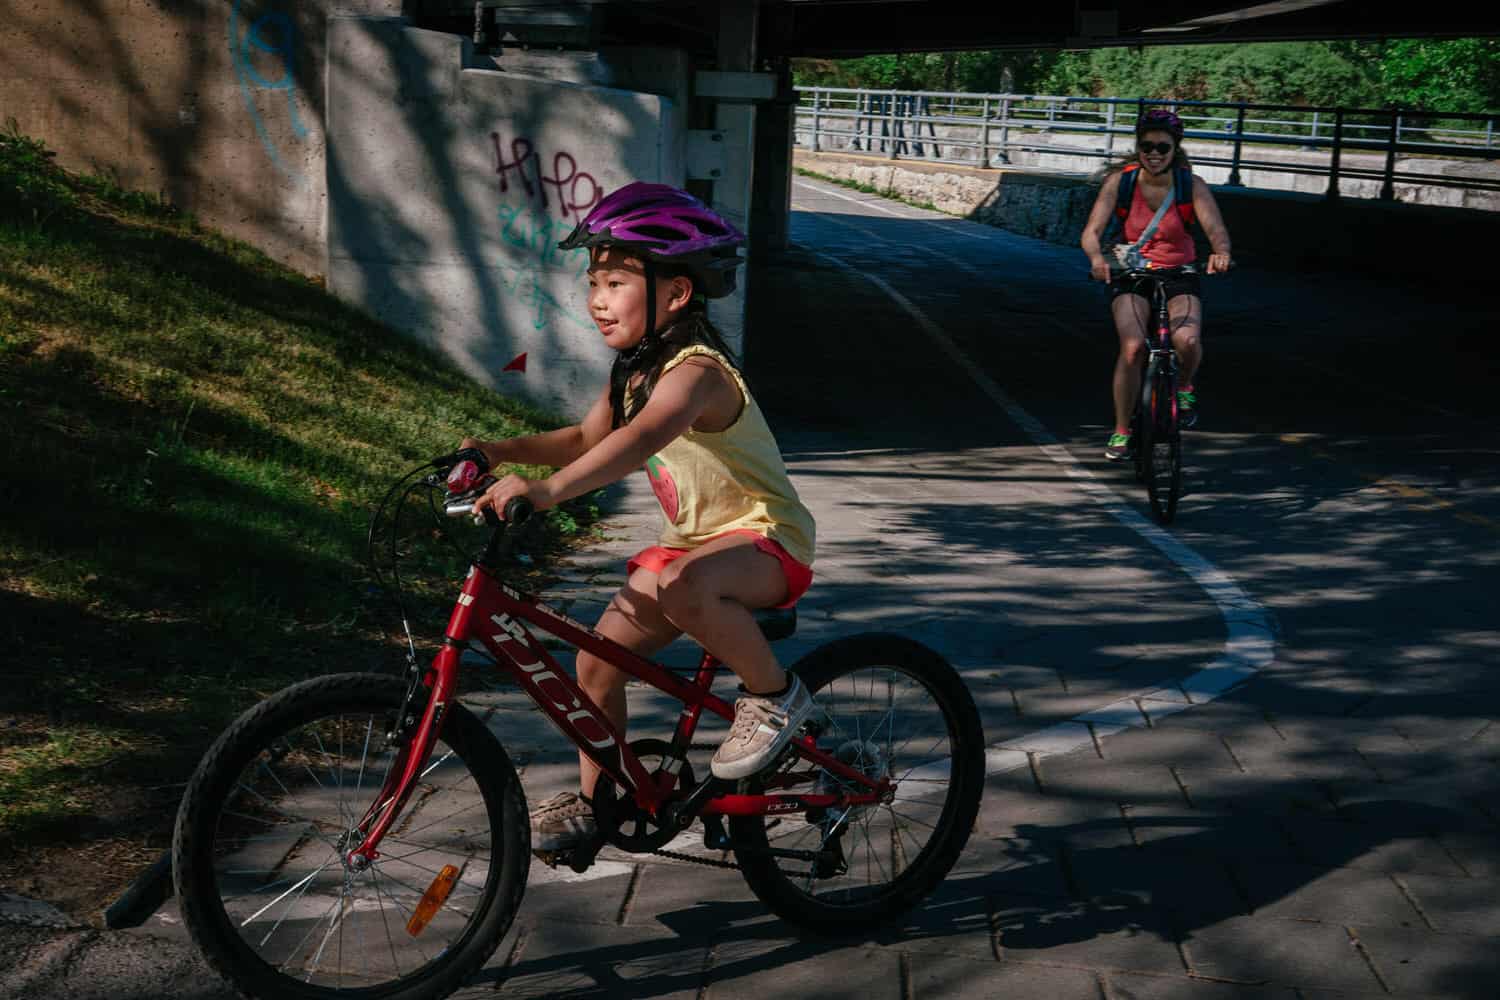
[645,455,679,522]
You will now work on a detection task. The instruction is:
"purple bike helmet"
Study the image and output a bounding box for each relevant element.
[557,182,745,299]
[1136,108,1184,141]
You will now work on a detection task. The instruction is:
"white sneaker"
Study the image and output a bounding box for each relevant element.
[529,791,597,852]
[711,675,813,780]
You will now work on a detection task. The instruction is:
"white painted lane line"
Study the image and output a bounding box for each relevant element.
[809,248,1276,775]
[793,176,1027,243]
[792,176,927,218]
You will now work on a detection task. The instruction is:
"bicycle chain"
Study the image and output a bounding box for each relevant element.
[626,739,824,872]
[648,846,740,870]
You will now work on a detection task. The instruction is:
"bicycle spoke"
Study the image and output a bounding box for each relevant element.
[370,864,405,983]
[279,888,345,979]
[371,868,478,921]
[303,881,345,985]
[388,797,490,842]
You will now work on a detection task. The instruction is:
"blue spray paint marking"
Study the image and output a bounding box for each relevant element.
[229,0,307,184]
[497,204,591,277]
[496,205,594,331]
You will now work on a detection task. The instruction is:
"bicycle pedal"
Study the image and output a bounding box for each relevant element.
[532,839,602,874]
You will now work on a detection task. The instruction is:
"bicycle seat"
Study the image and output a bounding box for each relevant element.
[753,606,797,642]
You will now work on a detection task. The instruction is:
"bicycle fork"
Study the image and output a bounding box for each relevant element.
[346,645,464,868]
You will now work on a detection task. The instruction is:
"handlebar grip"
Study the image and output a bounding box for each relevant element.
[475,497,534,529]
[503,497,533,525]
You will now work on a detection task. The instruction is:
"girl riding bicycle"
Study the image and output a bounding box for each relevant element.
[1080,108,1233,460]
[458,182,817,855]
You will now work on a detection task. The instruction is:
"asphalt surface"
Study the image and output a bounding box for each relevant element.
[4,176,1498,998]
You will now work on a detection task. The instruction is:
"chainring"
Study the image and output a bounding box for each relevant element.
[591,737,696,853]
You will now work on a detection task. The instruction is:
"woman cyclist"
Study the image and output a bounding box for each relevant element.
[458,183,817,857]
[1080,108,1233,460]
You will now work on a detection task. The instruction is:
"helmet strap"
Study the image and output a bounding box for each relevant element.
[608,259,661,428]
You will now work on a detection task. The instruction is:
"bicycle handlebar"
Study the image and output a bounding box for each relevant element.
[444,494,533,527]
[1091,260,1236,282]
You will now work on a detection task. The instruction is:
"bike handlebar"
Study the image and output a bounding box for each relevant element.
[431,450,533,528]
[1091,260,1236,282]
[444,495,533,527]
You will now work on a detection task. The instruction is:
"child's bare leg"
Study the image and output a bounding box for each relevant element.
[577,568,680,798]
[655,533,790,694]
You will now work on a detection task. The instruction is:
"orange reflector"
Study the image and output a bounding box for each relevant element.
[405,864,460,937]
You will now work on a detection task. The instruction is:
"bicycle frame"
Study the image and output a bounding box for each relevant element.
[349,561,889,863]
[1143,278,1177,424]
[1117,267,1188,428]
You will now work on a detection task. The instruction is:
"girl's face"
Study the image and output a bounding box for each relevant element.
[1138,130,1176,175]
[586,248,692,351]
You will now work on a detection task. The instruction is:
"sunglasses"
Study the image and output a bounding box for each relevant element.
[1138,141,1174,155]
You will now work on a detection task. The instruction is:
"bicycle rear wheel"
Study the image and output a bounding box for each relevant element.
[173,673,528,1000]
[729,634,984,930]
[1141,367,1181,524]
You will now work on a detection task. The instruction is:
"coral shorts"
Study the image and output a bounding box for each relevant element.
[627,529,814,609]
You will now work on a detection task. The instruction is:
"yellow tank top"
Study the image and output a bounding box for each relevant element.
[636,345,816,565]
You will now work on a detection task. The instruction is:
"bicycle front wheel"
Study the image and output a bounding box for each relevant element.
[729,634,984,930]
[1142,368,1181,523]
[173,673,529,1000]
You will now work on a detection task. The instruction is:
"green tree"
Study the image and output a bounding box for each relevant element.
[1376,38,1500,113]
[797,40,1497,115]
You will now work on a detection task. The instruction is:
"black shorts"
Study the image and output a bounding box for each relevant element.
[1109,271,1202,303]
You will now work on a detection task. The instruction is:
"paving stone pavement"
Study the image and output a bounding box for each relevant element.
[5,177,1499,998]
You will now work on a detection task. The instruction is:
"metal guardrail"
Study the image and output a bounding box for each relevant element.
[795,88,1500,202]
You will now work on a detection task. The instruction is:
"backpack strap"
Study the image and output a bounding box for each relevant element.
[1174,166,1196,228]
[1113,163,1140,221]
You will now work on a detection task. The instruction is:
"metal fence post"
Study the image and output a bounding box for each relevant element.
[997,96,1011,163]
[887,90,897,159]
[1228,103,1247,185]
[1381,109,1399,201]
[979,96,990,166]
[811,89,821,152]
[1326,108,1344,201]
[1104,102,1117,160]
[1487,116,1495,149]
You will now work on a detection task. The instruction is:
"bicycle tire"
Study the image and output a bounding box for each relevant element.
[729,633,984,930]
[1131,381,1149,485]
[1142,368,1181,524]
[173,673,529,1000]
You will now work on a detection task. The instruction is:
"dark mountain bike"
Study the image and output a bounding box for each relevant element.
[1113,263,1201,524]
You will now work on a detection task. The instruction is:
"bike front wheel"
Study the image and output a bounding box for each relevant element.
[1141,368,1181,523]
[173,673,529,1000]
[729,633,985,930]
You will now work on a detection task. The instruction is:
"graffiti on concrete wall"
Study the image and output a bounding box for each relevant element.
[490,132,603,220]
[490,131,604,335]
[229,0,309,184]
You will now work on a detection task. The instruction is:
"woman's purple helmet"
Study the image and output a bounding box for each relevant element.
[1136,108,1184,141]
[557,182,745,298]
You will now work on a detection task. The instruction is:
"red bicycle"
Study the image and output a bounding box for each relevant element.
[172,451,985,1000]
